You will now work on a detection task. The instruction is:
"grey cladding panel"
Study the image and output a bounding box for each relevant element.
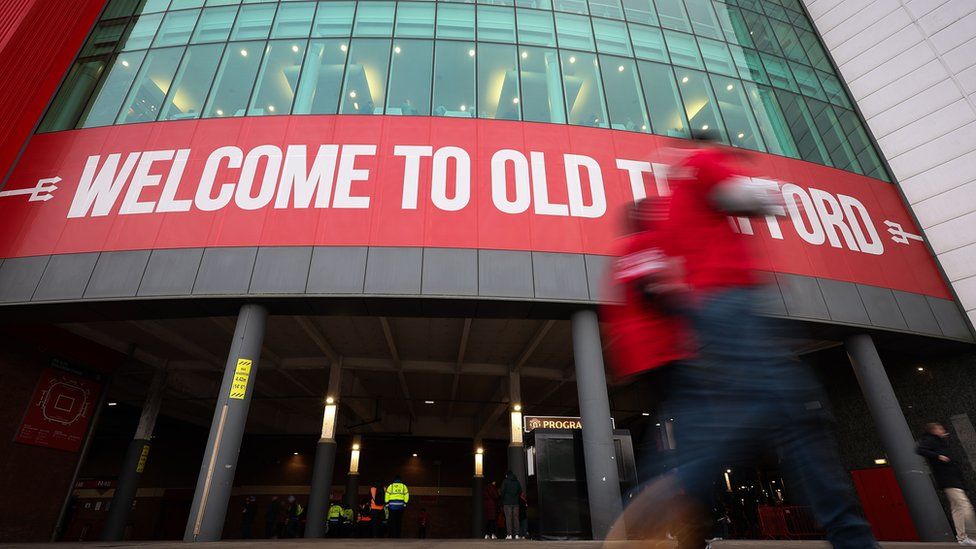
[249,247,312,294]
[928,297,972,340]
[754,283,788,317]
[33,253,99,301]
[776,273,829,320]
[364,247,422,295]
[139,248,204,296]
[422,248,477,296]
[307,247,367,294]
[478,250,534,298]
[533,252,589,301]
[84,251,150,299]
[857,285,909,330]
[584,255,610,302]
[818,278,871,325]
[0,256,48,303]
[892,291,941,335]
[193,248,258,295]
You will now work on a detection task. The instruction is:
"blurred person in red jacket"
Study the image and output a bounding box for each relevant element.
[658,134,877,549]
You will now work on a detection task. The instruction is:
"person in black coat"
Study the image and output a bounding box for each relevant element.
[916,422,976,545]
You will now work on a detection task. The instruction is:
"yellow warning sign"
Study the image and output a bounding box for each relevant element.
[229,359,252,400]
[135,444,150,473]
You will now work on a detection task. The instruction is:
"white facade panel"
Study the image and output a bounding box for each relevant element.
[804,0,976,330]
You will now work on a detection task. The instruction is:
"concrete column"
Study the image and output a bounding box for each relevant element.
[184,304,268,542]
[845,333,953,542]
[344,435,362,510]
[472,442,485,538]
[306,360,343,538]
[571,309,622,540]
[103,366,167,540]
[507,372,528,490]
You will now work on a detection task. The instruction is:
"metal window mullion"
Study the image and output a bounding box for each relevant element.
[196,3,244,118]
[333,0,359,115]
[154,6,211,122]
[284,0,322,116]
[585,12,612,129]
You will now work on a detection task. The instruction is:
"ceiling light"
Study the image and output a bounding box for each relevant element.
[107,402,117,406]
[641,124,647,131]
[701,124,709,130]
[121,60,129,67]
[394,46,401,54]
[521,51,528,58]
[424,400,435,404]
[681,76,689,83]
[917,366,925,372]
[412,453,418,457]
[726,84,734,91]
[468,49,475,57]
[512,97,519,104]
[874,458,887,465]
[641,412,650,416]
[293,452,299,456]
[353,102,359,110]
[513,404,522,412]
[737,132,745,138]
[459,104,466,111]
[618,65,625,72]
[353,444,360,450]
[655,422,661,426]
[326,396,335,404]
[569,56,576,63]
[292,45,299,53]
[476,447,484,454]
[349,90,357,98]
[240,49,248,56]
[216,109,224,116]
[267,105,275,112]
[340,44,348,52]
[726,469,732,473]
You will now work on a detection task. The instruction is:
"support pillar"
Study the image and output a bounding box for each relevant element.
[306,359,343,538]
[344,435,362,510]
[472,442,485,538]
[845,333,953,542]
[184,304,268,542]
[507,372,528,490]
[103,366,167,540]
[571,309,622,540]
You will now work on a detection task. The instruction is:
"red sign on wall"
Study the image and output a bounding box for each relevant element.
[0,115,950,298]
[15,365,101,452]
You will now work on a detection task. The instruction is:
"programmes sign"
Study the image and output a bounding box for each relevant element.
[0,115,949,298]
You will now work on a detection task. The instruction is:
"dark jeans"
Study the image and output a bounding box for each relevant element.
[670,287,876,549]
[388,507,404,537]
[370,509,384,537]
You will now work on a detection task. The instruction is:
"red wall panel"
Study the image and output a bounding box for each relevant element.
[0,0,106,185]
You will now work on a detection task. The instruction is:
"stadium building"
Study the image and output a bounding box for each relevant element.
[0,0,975,543]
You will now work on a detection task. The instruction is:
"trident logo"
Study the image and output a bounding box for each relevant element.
[884,220,924,245]
[0,176,60,202]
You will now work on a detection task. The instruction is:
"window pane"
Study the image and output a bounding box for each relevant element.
[272,1,315,38]
[740,9,782,56]
[117,47,185,124]
[159,43,224,120]
[637,61,688,137]
[153,9,201,47]
[231,3,276,40]
[339,38,391,114]
[630,24,667,62]
[519,46,565,123]
[593,19,632,56]
[789,61,825,100]
[119,13,164,51]
[709,75,763,150]
[713,3,753,47]
[835,107,888,180]
[761,53,797,91]
[170,0,205,9]
[248,40,307,115]
[192,6,238,43]
[555,13,594,51]
[478,6,516,43]
[39,59,108,132]
[294,39,348,114]
[354,2,394,37]
[553,0,587,15]
[769,18,807,64]
[805,97,861,173]
[663,30,703,69]
[313,1,355,37]
[818,71,850,108]
[589,0,623,19]
[204,41,264,117]
[82,20,129,57]
[673,67,727,141]
[477,43,520,120]
[698,37,735,76]
[209,0,243,5]
[600,56,649,132]
[516,0,551,9]
[103,0,138,19]
[395,3,435,37]
[79,51,146,127]
[437,4,475,39]
[433,41,475,116]
[517,9,556,47]
[561,51,608,127]
[139,0,171,14]
[387,39,433,115]
[622,0,657,25]
[728,45,768,84]
[774,89,830,166]
[684,0,721,39]
[798,29,831,72]
[743,81,798,158]
[654,0,691,32]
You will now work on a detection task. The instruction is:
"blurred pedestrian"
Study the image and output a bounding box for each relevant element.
[368,485,385,538]
[264,495,282,538]
[656,136,878,549]
[284,495,303,538]
[484,480,500,539]
[917,422,976,545]
[500,471,522,539]
[417,507,430,538]
[240,495,256,539]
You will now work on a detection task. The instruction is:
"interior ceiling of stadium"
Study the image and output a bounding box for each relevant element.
[61,315,842,439]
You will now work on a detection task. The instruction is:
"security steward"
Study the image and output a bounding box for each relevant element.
[326,499,344,537]
[341,504,355,537]
[385,476,410,538]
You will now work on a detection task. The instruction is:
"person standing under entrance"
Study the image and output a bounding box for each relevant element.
[917,422,976,545]
[500,471,522,539]
[385,476,410,537]
[417,507,430,538]
[368,485,385,538]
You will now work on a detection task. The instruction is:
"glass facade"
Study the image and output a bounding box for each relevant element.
[39,0,889,180]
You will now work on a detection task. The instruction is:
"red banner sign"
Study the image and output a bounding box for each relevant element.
[0,115,949,298]
[15,365,101,452]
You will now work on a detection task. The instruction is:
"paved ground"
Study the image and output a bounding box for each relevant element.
[0,540,964,548]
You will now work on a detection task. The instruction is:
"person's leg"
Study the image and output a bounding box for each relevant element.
[945,488,970,541]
